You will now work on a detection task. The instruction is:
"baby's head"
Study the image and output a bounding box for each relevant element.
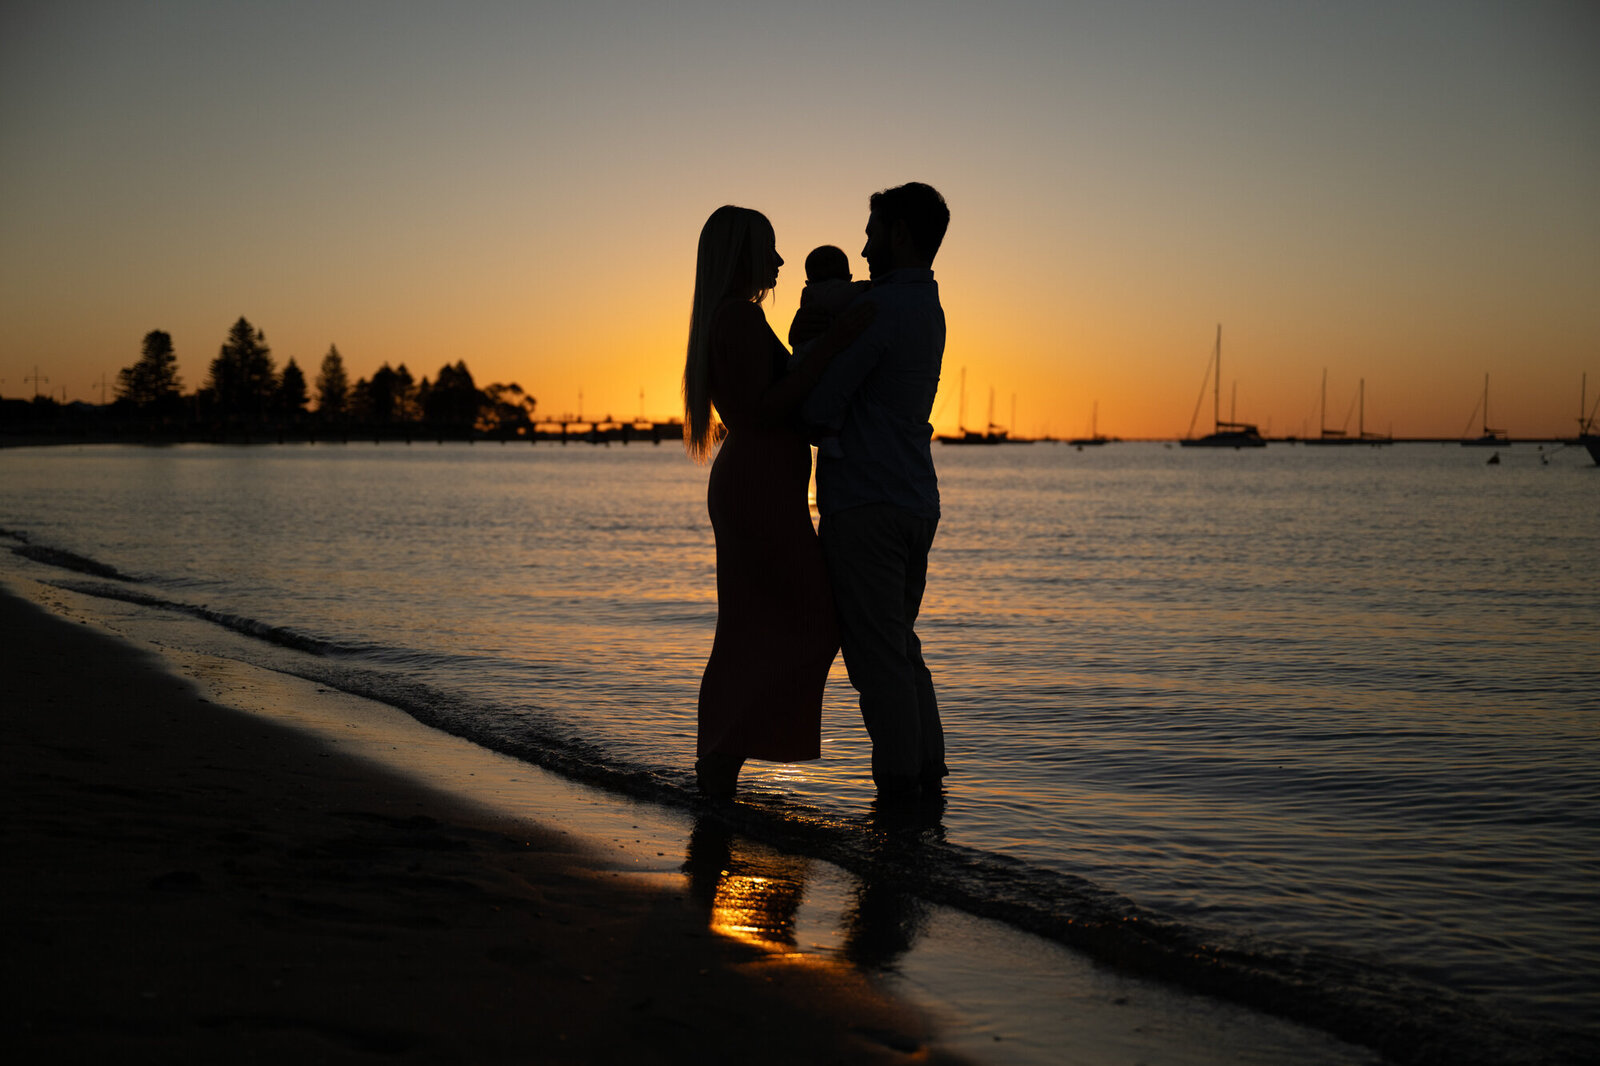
[804,245,851,284]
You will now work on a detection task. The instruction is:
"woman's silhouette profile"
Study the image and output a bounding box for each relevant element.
[682,206,862,798]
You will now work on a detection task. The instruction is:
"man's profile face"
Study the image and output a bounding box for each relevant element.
[862,211,890,278]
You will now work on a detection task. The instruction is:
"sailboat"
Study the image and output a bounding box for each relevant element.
[1179,325,1265,448]
[1356,379,1393,444]
[936,369,1010,444]
[1573,373,1600,466]
[1304,368,1351,445]
[977,387,1017,443]
[1067,400,1108,447]
[1309,373,1392,445]
[1460,373,1509,446]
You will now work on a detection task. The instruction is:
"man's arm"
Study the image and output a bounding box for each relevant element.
[801,306,887,429]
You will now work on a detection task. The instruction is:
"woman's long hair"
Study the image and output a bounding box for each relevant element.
[683,206,776,462]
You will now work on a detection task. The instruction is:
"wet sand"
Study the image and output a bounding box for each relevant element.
[1,587,965,1064]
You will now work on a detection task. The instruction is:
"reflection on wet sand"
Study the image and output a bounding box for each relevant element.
[684,794,948,971]
[840,796,945,971]
[685,818,811,952]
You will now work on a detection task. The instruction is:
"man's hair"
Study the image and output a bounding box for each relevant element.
[804,245,850,282]
[869,182,949,263]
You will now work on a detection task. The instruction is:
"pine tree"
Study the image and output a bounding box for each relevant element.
[207,317,277,419]
[275,357,308,416]
[393,363,419,423]
[315,345,349,419]
[365,363,401,424]
[116,330,182,408]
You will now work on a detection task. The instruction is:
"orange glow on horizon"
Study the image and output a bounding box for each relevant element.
[3,5,1595,440]
[7,285,1592,441]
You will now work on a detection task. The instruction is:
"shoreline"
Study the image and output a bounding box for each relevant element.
[1,585,964,1064]
[1,575,1398,1066]
[3,431,1589,448]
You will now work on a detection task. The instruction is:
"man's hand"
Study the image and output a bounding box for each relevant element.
[818,303,875,355]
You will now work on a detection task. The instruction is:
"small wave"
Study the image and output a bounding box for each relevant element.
[46,579,359,658]
[5,532,138,582]
[199,607,348,656]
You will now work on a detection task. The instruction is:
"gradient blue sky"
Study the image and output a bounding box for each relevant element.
[3,0,1595,436]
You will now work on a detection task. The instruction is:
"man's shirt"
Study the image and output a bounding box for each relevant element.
[802,268,944,519]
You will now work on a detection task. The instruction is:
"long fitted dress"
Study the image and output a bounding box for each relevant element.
[697,299,839,762]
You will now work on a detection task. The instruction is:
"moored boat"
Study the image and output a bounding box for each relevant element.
[1460,373,1509,446]
[937,378,1028,443]
[1570,372,1600,465]
[1303,368,1353,446]
[1067,400,1108,447]
[1179,325,1266,448]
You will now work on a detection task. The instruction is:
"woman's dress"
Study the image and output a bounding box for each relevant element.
[697,300,838,762]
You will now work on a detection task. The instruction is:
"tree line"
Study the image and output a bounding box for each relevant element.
[113,316,537,437]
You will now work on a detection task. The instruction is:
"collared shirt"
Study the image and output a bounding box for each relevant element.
[802,268,943,518]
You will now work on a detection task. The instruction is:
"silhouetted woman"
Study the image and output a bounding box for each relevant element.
[683,206,859,798]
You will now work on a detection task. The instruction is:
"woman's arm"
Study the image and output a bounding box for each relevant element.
[712,301,873,427]
[763,303,874,416]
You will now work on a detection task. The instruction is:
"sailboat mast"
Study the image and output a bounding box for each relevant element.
[1320,368,1327,439]
[1359,378,1365,438]
[1482,373,1490,435]
[1214,325,1222,431]
[958,367,967,432]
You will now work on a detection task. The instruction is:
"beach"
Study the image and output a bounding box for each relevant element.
[2,586,965,1064]
[3,576,1407,1066]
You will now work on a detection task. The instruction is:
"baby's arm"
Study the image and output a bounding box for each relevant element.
[788,298,833,350]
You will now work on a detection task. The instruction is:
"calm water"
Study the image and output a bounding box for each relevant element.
[3,440,1596,1058]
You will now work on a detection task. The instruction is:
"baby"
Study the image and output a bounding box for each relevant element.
[788,245,867,458]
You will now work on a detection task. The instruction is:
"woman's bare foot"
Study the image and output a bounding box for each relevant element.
[694,753,745,800]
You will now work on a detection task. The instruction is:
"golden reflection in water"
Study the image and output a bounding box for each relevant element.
[709,873,805,951]
[686,819,810,954]
[685,810,935,972]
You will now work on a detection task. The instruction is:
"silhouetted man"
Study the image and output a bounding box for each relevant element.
[802,182,950,798]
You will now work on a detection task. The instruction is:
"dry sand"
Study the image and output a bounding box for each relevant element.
[1,587,967,1064]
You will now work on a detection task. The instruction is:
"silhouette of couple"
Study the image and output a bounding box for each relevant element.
[683,182,949,803]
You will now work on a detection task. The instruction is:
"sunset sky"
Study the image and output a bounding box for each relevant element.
[3,0,1596,439]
